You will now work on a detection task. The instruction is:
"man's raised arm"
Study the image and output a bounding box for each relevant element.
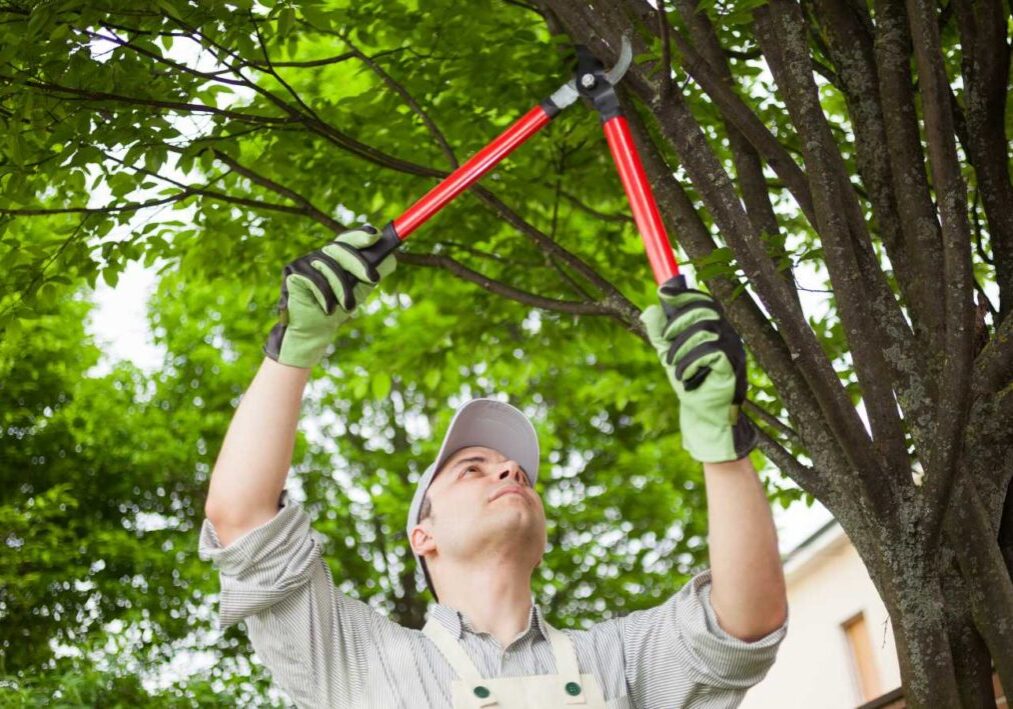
[203,226,397,546]
[204,359,311,546]
[640,279,788,641]
[704,456,787,640]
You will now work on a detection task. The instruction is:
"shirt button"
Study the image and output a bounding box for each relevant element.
[565,681,582,696]
[474,686,491,698]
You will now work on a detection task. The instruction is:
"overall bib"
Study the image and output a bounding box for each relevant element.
[423,618,608,708]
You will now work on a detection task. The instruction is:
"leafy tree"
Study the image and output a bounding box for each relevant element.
[0,281,295,702]
[1,1,1010,707]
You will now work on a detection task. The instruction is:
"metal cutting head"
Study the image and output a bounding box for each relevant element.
[547,34,633,112]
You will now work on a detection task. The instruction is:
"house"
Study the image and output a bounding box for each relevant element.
[740,519,1006,708]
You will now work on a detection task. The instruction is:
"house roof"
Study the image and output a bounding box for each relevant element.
[781,517,847,577]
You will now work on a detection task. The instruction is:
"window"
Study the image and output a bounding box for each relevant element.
[842,611,882,702]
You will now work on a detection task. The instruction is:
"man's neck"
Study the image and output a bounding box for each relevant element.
[435,561,535,650]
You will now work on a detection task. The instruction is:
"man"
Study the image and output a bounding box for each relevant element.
[199,226,788,708]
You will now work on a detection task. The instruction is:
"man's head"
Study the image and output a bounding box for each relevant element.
[405,399,544,601]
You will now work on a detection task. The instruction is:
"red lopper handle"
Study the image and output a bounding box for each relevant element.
[601,115,680,285]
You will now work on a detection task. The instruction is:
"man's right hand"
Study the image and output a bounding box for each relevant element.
[263,225,397,369]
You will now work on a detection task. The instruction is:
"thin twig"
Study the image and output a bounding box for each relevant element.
[971,186,993,265]
[204,149,344,232]
[744,399,802,448]
[0,191,195,216]
[342,33,458,168]
[554,187,632,224]
[397,251,613,317]
[249,13,323,122]
[657,2,672,105]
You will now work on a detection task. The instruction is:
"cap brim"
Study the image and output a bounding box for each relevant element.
[431,399,539,483]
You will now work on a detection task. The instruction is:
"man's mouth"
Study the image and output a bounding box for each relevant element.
[490,485,527,502]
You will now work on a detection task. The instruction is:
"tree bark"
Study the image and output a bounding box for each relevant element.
[879,558,963,708]
[1000,481,1013,579]
[904,0,977,547]
[538,7,1007,704]
[755,0,912,487]
[939,557,1000,708]
[946,476,1013,694]
[953,0,1013,323]
[870,0,947,355]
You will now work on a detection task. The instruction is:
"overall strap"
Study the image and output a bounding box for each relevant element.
[544,623,589,705]
[423,619,498,708]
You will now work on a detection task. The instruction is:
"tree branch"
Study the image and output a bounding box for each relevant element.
[468,185,645,332]
[744,399,802,449]
[626,5,820,227]
[621,103,855,502]
[208,149,346,233]
[954,0,1013,323]
[163,18,446,180]
[672,0,801,309]
[340,33,458,169]
[13,76,297,126]
[554,186,633,224]
[756,1,913,490]
[249,14,323,122]
[89,26,247,87]
[870,0,947,347]
[973,309,1013,397]
[905,0,977,545]
[752,425,826,500]
[435,240,545,269]
[14,38,642,339]
[0,216,91,323]
[540,5,880,493]
[807,0,928,324]
[395,251,617,317]
[0,191,195,216]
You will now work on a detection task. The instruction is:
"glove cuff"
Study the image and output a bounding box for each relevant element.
[731,413,759,461]
[263,321,324,369]
[263,321,286,363]
[683,409,758,463]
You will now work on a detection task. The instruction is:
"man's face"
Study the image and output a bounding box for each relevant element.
[413,445,547,574]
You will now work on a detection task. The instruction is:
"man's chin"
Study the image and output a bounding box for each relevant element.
[490,514,546,546]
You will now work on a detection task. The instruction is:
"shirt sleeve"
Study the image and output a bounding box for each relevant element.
[617,568,787,705]
[197,489,381,708]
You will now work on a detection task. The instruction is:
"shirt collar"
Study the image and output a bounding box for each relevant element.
[428,595,549,643]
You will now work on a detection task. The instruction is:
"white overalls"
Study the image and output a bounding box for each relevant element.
[423,618,608,708]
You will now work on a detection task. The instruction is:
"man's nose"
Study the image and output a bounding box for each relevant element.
[498,461,526,485]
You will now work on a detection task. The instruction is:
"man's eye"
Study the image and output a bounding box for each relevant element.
[460,466,480,477]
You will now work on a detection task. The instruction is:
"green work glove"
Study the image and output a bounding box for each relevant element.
[263,226,397,369]
[639,278,757,463]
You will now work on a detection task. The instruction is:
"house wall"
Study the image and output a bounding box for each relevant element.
[739,527,902,709]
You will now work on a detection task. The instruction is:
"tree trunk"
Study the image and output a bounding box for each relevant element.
[881,561,963,708]
[940,547,1000,708]
[946,477,1013,694]
[1000,481,1013,579]
[535,0,1012,703]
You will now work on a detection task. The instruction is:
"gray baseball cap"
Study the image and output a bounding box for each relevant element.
[406,398,540,601]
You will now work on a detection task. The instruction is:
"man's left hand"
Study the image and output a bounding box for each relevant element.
[640,279,757,463]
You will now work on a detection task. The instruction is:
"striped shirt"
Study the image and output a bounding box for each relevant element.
[198,490,786,708]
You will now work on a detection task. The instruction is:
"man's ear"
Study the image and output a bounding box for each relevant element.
[410,522,436,557]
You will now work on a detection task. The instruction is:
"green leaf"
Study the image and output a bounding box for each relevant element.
[371,371,392,400]
[277,7,295,39]
[154,0,180,20]
[101,267,119,288]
